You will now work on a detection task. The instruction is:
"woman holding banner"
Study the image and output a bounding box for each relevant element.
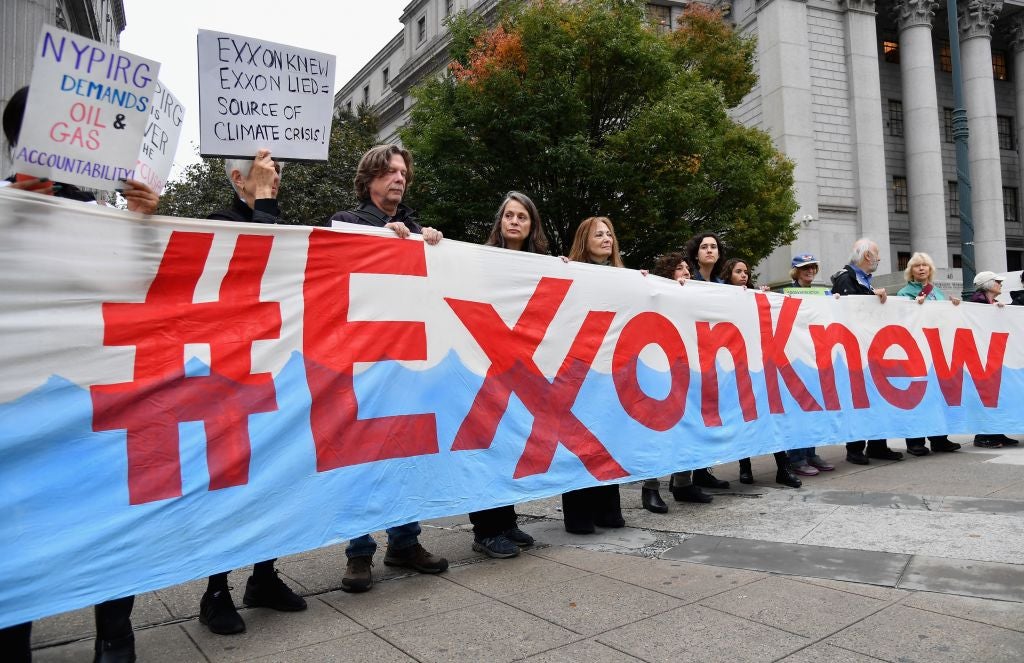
[896,253,962,455]
[968,271,1019,448]
[561,216,627,534]
[682,232,731,492]
[1,85,161,663]
[720,259,802,488]
[466,192,548,557]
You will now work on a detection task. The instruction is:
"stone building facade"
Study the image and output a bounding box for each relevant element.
[0,0,127,175]
[335,0,1024,285]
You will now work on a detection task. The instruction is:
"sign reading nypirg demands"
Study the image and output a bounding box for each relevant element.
[13,25,160,189]
[197,30,336,161]
[134,80,185,193]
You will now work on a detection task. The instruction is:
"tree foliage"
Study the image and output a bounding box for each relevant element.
[401,0,797,267]
[157,111,379,224]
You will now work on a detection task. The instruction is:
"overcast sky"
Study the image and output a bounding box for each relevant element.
[119,0,409,178]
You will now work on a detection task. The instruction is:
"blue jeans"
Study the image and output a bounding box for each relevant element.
[787,447,815,464]
[345,522,421,558]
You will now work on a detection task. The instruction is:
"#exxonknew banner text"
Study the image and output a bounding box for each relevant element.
[0,188,1020,626]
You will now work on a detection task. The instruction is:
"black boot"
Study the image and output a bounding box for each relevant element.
[593,485,625,528]
[738,458,753,484]
[562,490,595,534]
[693,467,729,489]
[641,487,668,513]
[94,597,136,663]
[930,436,961,452]
[670,483,713,503]
[775,467,802,488]
[905,438,930,456]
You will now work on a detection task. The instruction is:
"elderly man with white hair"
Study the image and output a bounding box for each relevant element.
[196,149,308,636]
[830,238,904,465]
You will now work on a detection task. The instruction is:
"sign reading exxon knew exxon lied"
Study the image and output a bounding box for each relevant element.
[13,25,160,189]
[0,187,1020,627]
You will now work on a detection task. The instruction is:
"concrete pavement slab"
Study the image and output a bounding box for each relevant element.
[776,642,887,662]
[526,545,651,573]
[940,495,1024,514]
[520,520,662,553]
[247,630,416,662]
[826,604,1024,663]
[153,573,231,620]
[319,573,489,630]
[662,535,911,586]
[376,599,577,663]
[522,638,646,662]
[698,575,890,639]
[34,623,202,663]
[898,555,1024,603]
[501,574,685,636]
[902,591,1024,631]
[634,497,841,543]
[31,591,172,646]
[597,603,809,663]
[444,551,594,598]
[182,596,364,663]
[789,576,910,601]
[595,554,766,602]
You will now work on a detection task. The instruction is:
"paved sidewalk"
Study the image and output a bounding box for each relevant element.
[30,437,1024,662]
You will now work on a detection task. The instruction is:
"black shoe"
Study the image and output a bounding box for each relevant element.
[641,487,668,513]
[93,634,135,663]
[906,445,930,457]
[243,572,307,611]
[199,588,245,635]
[693,468,730,489]
[384,543,449,573]
[775,468,802,488]
[472,534,519,558]
[593,511,625,528]
[974,435,1003,448]
[846,451,870,465]
[866,448,904,461]
[931,438,961,452]
[739,469,754,484]
[341,556,373,593]
[993,434,1019,446]
[503,526,535,547]
[670,484,713,503]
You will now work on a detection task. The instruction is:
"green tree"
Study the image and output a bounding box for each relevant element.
[401,0,797,267]
[157,110,379,224]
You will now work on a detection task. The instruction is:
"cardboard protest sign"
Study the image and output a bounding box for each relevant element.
[197,29,336,161]
[134,80,185,193]
[12,25,160,189]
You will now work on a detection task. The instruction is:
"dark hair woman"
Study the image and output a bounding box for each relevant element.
[721,260,802,488]
[468,192,549,557]
[684,232,726,283]
[562,216,626,534]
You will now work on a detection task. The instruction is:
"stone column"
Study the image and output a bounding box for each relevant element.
[1008,15,1024,237]
[892,0,948,266]
[960,0,1007,272]
[755,0,822,279]
[842,0,893,270]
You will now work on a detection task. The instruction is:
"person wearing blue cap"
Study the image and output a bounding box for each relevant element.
[783,253,835,476]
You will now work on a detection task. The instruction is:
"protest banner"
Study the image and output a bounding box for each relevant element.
[0,187,1021,625]
[197,29,336,160]
[12,25,160,189]
[134,80,185,193]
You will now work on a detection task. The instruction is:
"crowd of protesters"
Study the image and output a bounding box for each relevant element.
[3,81,1021,660]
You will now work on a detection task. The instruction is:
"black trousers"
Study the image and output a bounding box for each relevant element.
[468,505,518,539]
[846,439,888,454]
[561,485,621,527]
[907,435,949,447]
[0,595,135,662]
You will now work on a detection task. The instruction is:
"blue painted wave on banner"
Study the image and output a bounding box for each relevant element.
[1,350,1021,625]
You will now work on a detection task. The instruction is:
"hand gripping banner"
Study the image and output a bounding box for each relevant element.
[0,187,1020,625]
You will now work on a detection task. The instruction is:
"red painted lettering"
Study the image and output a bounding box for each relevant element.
[696,322,757,426]
[446,278,628,481]
[923,327,1008,407]
[809,323,869,410]
[612,312,688,431]
[303,230,437,471]
[867,325,927,409]
[756,294,822,414]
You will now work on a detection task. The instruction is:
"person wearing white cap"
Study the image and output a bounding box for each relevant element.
[968,271,1018,448]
